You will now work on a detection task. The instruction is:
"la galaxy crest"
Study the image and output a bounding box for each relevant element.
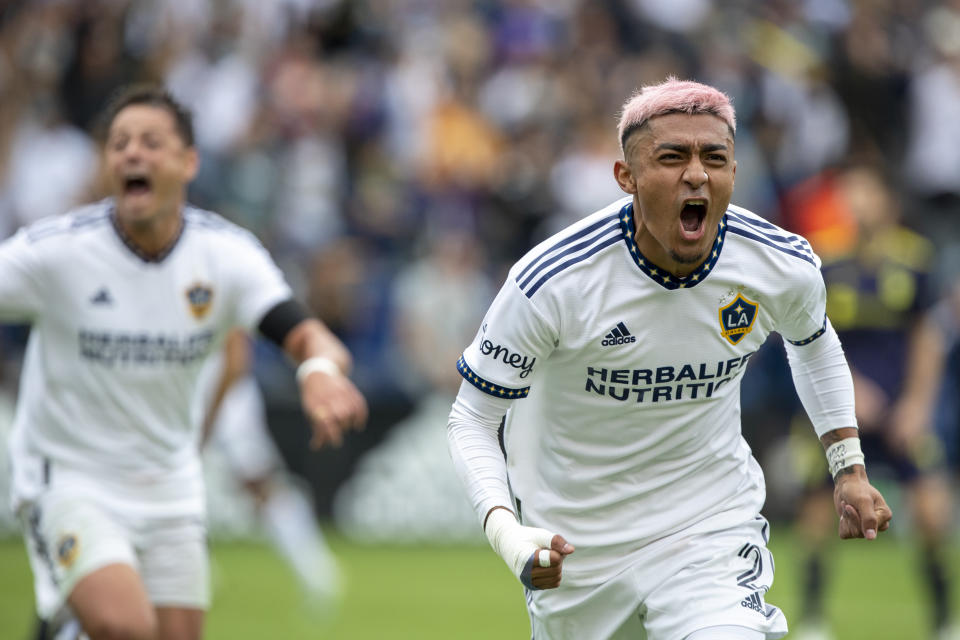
[186,283,214,320]
[57,533,79,568]
[719,293,759,345]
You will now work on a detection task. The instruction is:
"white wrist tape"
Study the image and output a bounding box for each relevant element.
[484,508,554,582]
[825,437,865,479]
[296,357,342,384]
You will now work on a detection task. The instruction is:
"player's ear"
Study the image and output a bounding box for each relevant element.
[182,147,199,182]
[614,160,637,195]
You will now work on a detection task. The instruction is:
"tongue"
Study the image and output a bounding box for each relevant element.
[681,208,701,232]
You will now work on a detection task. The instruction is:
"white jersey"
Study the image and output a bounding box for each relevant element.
[458,196,833,585]
[2,200,292,517]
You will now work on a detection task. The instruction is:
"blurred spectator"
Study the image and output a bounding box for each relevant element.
[546,118,626,232]
[4,96,97,229]
[830,0,917,162]
[905,1,960,201]
[60,3,138,132]
[903,0,960,294]
[332,228,493,542]
[306,237,398,398]
[391,228,494,396]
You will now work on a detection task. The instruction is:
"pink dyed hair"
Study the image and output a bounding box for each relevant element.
[617,77,736,150]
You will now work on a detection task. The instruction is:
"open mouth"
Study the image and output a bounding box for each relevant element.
[680,200,707,236]
[123,175,152,196]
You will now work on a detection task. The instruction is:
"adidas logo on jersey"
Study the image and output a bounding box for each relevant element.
[90,288,113,305]
[601,322,636,346]
[740,590,765,613]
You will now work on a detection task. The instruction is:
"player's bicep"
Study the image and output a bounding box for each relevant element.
[779,265,828,346]
[226,235,293,332]
[459,280,557,399]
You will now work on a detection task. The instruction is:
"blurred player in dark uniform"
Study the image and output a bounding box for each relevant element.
[790,164,952,640]
[929,284,960,474]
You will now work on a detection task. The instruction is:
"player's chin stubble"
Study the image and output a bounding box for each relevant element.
[668,248,705,265]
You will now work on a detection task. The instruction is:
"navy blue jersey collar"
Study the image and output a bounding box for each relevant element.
[618,202,727,290]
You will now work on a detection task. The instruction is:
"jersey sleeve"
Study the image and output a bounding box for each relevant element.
[778,262,828,346]
[224,232,294,332]
[0,227,48,322]
[785,320,857,436]
[458,276,558,399]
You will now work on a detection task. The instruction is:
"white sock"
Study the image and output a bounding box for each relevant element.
[262,479,341,600]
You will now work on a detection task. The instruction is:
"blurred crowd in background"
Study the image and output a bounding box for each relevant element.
[1,0,960,539]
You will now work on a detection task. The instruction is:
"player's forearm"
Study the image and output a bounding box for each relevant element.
[898,315,945,409]
[199,378,231,447]
[283,318,353,375]
[447,381,514,523]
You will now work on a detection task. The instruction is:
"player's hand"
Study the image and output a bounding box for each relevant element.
[484,508,575,590]
[833,467,892,540]
[299,369,368,449]
[523,534,575,590]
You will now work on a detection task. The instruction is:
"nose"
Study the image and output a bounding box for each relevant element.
[117,138,146,162]
[682,161,708,189]
[124,141,143,159]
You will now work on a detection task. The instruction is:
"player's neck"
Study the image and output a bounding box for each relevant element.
[652,256,705,279]
[113,205,185,260]
[633,231,713,279]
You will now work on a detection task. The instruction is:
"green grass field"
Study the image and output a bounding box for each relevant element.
[0,530,954,639]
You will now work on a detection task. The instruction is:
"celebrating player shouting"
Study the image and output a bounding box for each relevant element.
[1,85,366,640]
[447,78,891,640]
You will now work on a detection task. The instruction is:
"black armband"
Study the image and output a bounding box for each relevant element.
[257,299,311,347]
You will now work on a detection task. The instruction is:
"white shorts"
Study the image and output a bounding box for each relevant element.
[19,484,209,620]
[527,516,788,640]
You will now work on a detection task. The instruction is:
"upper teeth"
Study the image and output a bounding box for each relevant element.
[687,199,706,205]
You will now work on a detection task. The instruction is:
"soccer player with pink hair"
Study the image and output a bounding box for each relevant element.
[448,77,891,639]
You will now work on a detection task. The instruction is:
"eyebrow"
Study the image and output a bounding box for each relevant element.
[107,128,164,139]
[655,142,729,153]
